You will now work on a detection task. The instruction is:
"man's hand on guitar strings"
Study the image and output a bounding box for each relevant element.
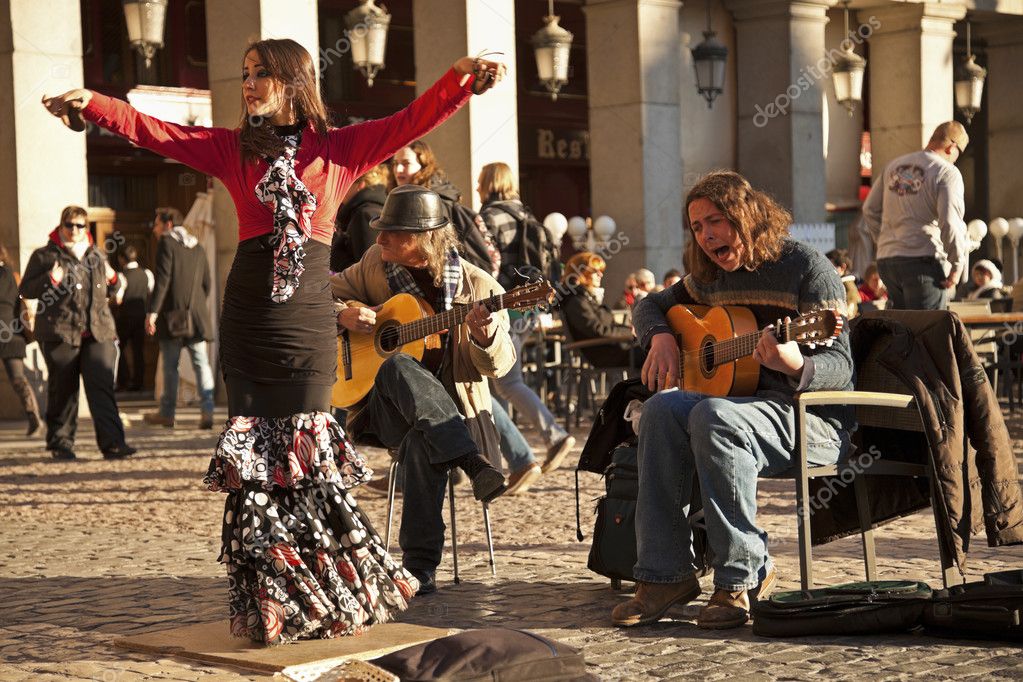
[642,333,679,392]
[338,305,379,334]
[465,301,495,347]
[753,323,805,377]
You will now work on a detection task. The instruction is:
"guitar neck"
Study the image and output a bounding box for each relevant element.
[396,293,505,344]
[707,322,793,367]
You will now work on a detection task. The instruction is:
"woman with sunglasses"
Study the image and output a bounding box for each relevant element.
[19,206,135,461]
[42,39,505,645]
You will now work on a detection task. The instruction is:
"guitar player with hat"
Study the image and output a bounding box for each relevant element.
[331,184,515,596]
[611,170,855,630]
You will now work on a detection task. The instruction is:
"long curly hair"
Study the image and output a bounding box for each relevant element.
[412,225,460,287]
[392,140,446,189]
[238,39,330,163]
[684,171,791,283]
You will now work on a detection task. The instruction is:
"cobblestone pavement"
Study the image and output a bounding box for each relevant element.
[2,399,1023,681]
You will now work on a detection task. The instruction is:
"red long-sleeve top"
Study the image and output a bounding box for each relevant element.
[82,69,473,246]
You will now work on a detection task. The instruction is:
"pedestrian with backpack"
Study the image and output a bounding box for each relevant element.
[330,163,390,273]
[478,163,575,479]
[390,140,500,277]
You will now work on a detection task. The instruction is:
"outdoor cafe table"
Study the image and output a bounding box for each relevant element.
[957,312,1023,411]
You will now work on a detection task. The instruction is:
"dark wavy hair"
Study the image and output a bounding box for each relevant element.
[683,171,791,283]
[391,139,446,189]
[239,39,329,163]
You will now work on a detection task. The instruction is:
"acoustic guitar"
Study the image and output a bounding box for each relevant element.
[332,280,555,408]
[665,304,841,397]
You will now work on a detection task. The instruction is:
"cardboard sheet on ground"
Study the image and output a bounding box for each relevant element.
[116,620,451,675]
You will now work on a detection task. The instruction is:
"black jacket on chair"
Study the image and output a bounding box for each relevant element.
[149,234,213,341]
[19,229,118,346]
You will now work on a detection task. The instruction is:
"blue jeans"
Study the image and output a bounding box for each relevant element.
[159,338,215,418]
[633,390,847,591]
[877,256,950,311]
[493,328,568,446]
[491,398,536,473]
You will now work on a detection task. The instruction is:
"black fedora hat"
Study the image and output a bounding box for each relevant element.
[370,185,450,232]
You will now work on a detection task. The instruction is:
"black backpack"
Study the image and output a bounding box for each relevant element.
[447,201,496,275]
[491,203,562,289]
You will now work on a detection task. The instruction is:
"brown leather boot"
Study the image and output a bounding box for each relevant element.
[199,411,214,430]
[698,565,778,630]
[697,588,751,629]
[611,577,701,627]
[12,379,41,437]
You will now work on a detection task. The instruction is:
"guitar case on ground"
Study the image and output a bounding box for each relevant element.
[751,580,933,637]
[923,569,1023,642]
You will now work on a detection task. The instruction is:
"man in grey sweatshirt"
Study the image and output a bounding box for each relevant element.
[862,121,969,311]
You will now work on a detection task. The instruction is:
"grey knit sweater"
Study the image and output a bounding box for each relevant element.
[633,239,854,433]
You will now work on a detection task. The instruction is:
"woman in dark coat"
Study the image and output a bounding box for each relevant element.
[0,242,41,436]
[559,251,644,368]
[43,39,505,645]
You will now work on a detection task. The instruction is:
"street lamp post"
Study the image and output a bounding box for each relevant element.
[955,22,987,125]
[532,0,574,101]
[691,0,728,108]
[831,1,866,116]
[345,0,392,87]
[122,0,168,69]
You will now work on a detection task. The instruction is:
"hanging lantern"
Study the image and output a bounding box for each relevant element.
[122,0,168,69]
[345,0,392,87]
[831,1,866,116]
[954,22,986,125]
[532,0,574,101]
[691,0,728,108]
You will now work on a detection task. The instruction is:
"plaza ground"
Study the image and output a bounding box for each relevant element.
[2,400,1023,680]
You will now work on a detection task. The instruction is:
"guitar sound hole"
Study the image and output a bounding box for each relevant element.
[379,327,400,352]
[700,341,714,374]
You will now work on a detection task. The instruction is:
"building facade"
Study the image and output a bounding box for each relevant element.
[1,0,1022,408]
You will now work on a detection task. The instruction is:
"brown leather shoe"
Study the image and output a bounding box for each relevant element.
[505,463,542,495]
[541,435,576,473]
[199,411,215,430]
[697,588,751,629]
[698,566,777,630]
[611,577,701,627]
[143,412,174,428]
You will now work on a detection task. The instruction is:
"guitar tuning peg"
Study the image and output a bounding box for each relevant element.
[825,339,834,347]
[808,342,817,350]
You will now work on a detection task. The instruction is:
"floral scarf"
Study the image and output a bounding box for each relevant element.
[254,129,318,304]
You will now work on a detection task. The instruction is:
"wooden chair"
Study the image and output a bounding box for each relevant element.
[792,358,959,591]
[380,456,497,585]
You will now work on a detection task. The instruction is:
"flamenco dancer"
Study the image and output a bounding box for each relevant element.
[43,38,505,645]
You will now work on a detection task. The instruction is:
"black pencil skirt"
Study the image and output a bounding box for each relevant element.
[219,236,336,417]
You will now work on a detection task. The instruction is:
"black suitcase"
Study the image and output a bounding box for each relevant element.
[752,580,932,637]
[923,569,1023,642]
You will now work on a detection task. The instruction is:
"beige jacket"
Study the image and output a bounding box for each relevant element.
[330,244,515,461]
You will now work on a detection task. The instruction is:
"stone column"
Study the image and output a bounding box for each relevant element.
[981,21,1023,225]
[725,0,831,224]
[860,2,966,180]
[585,0,683,289]
[412,0,518,211]
[204,0,319,296]
[0,0,87,417]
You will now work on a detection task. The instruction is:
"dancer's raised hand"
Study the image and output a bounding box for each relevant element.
[41,89,92,131]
